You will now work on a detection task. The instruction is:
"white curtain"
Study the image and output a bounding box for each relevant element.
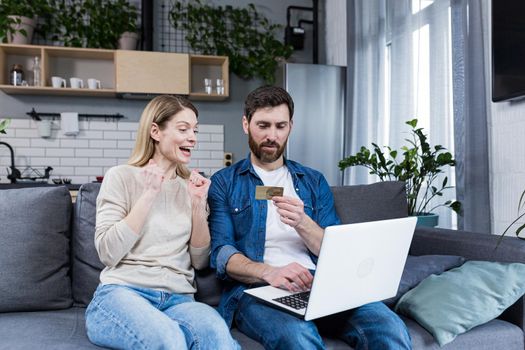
[346,0,457,228]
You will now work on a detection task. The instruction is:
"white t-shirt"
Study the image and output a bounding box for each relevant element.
[253,164,316,270]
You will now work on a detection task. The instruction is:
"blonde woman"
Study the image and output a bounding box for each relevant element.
[86,95,239,350]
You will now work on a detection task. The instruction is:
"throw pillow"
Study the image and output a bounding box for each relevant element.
[382,254,465,307]
[395,260,525,346]
[0,187,73,312]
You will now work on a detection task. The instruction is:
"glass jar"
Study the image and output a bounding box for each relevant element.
[10,64,24,86]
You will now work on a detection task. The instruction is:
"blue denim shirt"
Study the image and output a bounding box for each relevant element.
[208,155,341,327]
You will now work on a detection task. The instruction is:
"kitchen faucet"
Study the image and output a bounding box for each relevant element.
[0,141,20,183]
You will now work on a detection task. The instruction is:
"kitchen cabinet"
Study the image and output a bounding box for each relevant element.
[115,50,189,95]
[0,44,229,100]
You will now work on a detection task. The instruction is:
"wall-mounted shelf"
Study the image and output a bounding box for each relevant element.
[0,44,229,100]
[189,54,229,100]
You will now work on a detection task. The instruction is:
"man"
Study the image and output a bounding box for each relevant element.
[208,86,411,349]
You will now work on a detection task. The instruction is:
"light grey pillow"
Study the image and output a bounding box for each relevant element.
[0,186,73,312]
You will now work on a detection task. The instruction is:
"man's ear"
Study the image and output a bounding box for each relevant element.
[150,122,160,142]
[242,116,249,135]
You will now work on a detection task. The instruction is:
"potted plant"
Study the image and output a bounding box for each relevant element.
[0,0,52,44]
[169,0,293,84]
[47,0,138,49]
[339,119,461,226]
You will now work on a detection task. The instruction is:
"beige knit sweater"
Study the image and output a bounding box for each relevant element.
[94,164,210,294]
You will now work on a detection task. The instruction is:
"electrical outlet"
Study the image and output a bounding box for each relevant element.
[223,152,233,167]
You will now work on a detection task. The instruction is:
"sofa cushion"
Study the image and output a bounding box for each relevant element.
[0,307,101,349]
[0,186,73,312]
[71,183,104,306]
[331,181,408,224]
[383,254,465,307]
[395,261,525,346]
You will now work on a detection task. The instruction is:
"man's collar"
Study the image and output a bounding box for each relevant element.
[239,153,305,177]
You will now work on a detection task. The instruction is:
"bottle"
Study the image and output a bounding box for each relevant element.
[32,56,41,87]
[9,64,24,86]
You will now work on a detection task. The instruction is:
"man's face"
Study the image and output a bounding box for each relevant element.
[243,104,292,165]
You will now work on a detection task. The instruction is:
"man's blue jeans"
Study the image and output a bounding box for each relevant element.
[86,284,240,350]
[235,294,411,350]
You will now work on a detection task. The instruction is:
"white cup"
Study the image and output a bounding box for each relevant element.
[70,77,84,89]
[51,76,66,88]
[87,78,102,90]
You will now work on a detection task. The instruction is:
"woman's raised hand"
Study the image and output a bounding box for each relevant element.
[141,159,165,193]
[188,169,211,201]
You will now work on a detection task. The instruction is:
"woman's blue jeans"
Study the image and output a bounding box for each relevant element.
[235,294,411,350]
[86,284,240,350]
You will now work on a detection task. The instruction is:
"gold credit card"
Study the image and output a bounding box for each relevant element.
[255,186,284,200]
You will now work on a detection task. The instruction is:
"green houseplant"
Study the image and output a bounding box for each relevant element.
[169,0,293,84]
[47,0,138,49]
[0,0,52,44]
[339,119,461,219]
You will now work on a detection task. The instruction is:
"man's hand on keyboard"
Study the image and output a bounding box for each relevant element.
[261,263,313,292]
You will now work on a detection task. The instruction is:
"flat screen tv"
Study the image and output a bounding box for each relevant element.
[492,0,525,102]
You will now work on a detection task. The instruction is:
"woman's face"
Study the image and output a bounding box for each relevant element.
[152,107,198,165]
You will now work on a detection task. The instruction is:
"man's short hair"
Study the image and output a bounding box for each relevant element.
[244,86,294,122]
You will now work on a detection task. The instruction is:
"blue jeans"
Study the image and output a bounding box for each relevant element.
[235,294,411,350]
[86,284,240,350]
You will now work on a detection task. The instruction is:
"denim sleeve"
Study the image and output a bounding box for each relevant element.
[316,174,341,228]
[208,173,240,280]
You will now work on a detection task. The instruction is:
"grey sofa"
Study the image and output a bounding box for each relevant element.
[1,181,524,349]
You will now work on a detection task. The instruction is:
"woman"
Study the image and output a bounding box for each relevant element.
[86,95,239,350]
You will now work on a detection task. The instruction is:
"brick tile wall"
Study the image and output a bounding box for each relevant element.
[0,119,224,184]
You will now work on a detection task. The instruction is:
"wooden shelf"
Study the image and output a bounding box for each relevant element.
[0,44,229,100]
[0,85,116,97]
[190,54,229,98]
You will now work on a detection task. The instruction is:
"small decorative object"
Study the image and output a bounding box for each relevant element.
[118,31,138,50]
[9,64,24,86]
[32,56,41,86]
[339,119,461,219]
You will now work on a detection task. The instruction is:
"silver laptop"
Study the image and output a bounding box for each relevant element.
[244,216,417,321]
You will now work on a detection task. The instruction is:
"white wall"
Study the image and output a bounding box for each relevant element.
[0,119,224,184]
[490,101,525,235]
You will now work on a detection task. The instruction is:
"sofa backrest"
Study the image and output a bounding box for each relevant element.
[71,183,104,306]
[71,181,409,306]
[331,181,408,224]
[0,186,74,312]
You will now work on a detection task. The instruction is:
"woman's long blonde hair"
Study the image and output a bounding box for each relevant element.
[128,95,198,179]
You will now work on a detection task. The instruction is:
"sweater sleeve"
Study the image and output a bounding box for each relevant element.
[94,167,141,268]
[189,243,211,270]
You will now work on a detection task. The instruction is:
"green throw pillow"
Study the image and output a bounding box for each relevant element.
[395,260,525,346]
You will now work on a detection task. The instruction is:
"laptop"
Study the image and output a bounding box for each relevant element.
[244,216,417,321]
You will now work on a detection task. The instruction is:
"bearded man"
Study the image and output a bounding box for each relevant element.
[207,86,411,350]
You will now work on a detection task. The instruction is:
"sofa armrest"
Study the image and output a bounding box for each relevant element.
[410,226,525,331]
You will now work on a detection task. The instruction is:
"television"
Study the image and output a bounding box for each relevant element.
[492,0,525,102]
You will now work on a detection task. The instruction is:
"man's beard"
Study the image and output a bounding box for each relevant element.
[248,131,287,164]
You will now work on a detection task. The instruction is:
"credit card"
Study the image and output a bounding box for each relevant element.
[255,186,284,200]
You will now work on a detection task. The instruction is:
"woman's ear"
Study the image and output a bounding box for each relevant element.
[150,122,160,142]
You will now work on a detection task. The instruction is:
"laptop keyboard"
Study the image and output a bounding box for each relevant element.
[273,291,311,310]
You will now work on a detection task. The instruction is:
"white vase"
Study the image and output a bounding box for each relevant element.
[7,16,37,45]
[118,32,138,50]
